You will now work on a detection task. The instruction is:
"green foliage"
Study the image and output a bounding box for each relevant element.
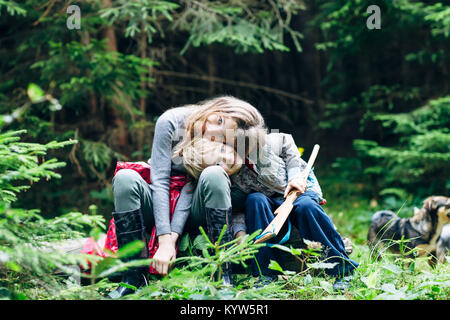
[100,0,180,41]
[81,139,127,180]
[354,96,450,198]
[319,85,423,131]
[0,129,76,203]
[0,0,26,16]
[100,0,306,55]
[314,0,450,199]
[31,39,155,115]
[270,240,337,276]
[176,226,264,282]
[350,245,450,300]
[0,0,307,216]
[118,228,450,300]
[396,1,450,38]
[1,0,449,300]
[0,124,105,299]
[174,0,305,54]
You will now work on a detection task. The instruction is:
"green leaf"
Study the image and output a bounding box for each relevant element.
[366,271,378,289]
[116,240,145,259]
[319,280,334,294]
[308,262,338,269]
[119,282,137,290]
[381,264,402,275]
[193,233,210,250]
[178,233,190,252]
[5,261,22,272]
[91,256,117,277]
[0,287,10,299]
[27,83,45,103]
[268,260,285,275]
[381,283,396,293]
[271,244,293,254]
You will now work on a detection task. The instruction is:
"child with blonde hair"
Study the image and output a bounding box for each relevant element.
[110,95,266,297]
[180,132,358,290]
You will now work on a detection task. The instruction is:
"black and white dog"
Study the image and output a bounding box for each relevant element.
[367,196,450,259]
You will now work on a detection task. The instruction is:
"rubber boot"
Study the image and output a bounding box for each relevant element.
[108,208,148,299]
[205,207,233,286]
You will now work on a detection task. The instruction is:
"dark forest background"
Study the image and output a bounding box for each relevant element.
[1,0,449,220]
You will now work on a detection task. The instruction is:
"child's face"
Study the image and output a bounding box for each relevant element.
[202,113,237,145]
[202,143,243,176]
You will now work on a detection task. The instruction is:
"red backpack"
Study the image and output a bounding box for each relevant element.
[81,161,187,274]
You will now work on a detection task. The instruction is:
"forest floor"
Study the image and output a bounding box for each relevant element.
[31,175,449,301]
[42,200,448,301]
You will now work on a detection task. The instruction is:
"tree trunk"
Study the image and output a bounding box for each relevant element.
[102,0,128,150]
[135,26,148,155]
[81,31,98,116]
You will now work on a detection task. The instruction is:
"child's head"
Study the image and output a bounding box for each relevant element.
[179,136,243,179]
[177,95,266,152]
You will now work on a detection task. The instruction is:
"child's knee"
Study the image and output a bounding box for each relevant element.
[197,166,231,208]
[112,169,141,196]
[245,192,267,207]
[245,193,271,225]
[199,166,230,192]
[293,197,321,218]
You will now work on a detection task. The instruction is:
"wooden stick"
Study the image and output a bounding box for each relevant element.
[254,144,320,244]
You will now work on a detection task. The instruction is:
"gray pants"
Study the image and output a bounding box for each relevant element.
[112,166,247,235]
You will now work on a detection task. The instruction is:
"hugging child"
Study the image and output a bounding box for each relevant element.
[181,133,358,290]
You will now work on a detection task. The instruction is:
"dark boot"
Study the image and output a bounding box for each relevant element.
[333,276,353,292]
[205,207,233,286]
[108,208,148,299]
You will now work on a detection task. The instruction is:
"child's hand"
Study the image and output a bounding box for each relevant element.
[153,234,177,276]
[235,230,247,245]
[284,178,307,198]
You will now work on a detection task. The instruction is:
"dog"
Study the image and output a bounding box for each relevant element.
[436,224,450,263]
[367,196,450,259]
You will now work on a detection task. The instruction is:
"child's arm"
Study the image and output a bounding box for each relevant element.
[279,133,323,199]
[231,212,247,240]
[279,133,306,181]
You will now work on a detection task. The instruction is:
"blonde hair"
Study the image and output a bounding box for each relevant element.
[181,136,242,179]
[173,95,267,160]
